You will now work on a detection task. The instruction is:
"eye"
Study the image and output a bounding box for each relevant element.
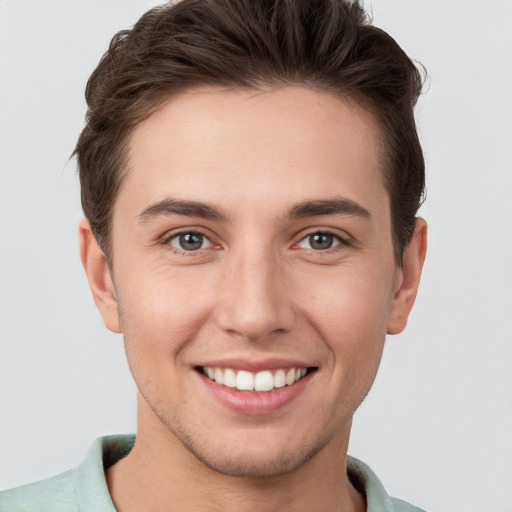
[167,231,213,251]
[297,232,342,251]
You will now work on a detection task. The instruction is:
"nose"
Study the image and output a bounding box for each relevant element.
[215,247,295,341]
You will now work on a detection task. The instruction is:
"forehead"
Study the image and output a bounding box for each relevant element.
[119,86,386,219]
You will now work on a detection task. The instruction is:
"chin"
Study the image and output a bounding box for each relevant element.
[156,405,333,478]
[182,436,328,478]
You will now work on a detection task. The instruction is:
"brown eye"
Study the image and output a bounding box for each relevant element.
[169,232,210,251]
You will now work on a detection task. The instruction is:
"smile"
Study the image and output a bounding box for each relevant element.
[201,366,309,392]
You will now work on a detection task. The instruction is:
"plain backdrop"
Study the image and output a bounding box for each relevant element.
[1,1,511,511]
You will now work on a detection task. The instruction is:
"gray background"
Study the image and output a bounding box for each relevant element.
[1,1,511,511]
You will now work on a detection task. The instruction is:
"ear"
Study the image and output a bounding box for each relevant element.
[386,218,428,335]
[79,218,122,333]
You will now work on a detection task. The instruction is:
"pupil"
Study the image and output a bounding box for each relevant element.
[180,233,203,250]
[310,233,333,250]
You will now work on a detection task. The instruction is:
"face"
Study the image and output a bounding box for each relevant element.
[82,86,425,477]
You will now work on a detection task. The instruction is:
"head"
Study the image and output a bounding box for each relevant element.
[78,0,427,480]
[76,0,425,266]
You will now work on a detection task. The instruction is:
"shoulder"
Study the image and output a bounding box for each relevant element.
[0,470,78,512]
[347,456,427,512]
[388,497,426,512]
[0,435,133,512]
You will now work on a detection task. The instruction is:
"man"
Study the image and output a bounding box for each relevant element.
[1,0,427,510]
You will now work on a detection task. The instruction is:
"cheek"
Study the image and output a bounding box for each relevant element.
[117,265,216,357]
[118,275,215,401]
[302,263,393,325]
[298,265,393,365]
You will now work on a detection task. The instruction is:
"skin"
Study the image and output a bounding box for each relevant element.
[80,86,427,512]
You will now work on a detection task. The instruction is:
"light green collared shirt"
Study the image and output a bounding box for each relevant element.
[0,435,426,511]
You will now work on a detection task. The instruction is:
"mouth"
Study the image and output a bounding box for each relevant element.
[194,362,318,415]
[197,366,315,393]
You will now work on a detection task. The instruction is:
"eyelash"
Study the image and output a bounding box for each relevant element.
[164,230,216,255]
[294,229,352,252]
[162,228,351,256]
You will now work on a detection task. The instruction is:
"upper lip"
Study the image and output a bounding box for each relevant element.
[195,357,316,372]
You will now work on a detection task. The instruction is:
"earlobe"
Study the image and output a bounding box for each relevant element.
[79,218,122,333]
[386,218,428,335]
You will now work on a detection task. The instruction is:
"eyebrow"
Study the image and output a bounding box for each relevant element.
[137,196,370,224]
[137,198,228,223]
[288,197,371,220]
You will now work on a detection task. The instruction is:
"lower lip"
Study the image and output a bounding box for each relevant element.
[198,371,314,415]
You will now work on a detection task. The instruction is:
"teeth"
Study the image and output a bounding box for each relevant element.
[224,368,236,388]
[202,366,309,392]
[274,369,286,388]
[254,370,274,392]
[214,367,224,385]
[236,370,254,391]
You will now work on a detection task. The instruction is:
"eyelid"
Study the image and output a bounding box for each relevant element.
[159,226,352,254]
[169,232,214,249]
[293,228,352,250]
[162,227,220,254]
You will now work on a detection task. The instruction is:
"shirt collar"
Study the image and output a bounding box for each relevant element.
[73,435,406,512]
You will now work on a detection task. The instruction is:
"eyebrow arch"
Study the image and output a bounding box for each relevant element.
[137,198,228,223]
[288,197,371,220]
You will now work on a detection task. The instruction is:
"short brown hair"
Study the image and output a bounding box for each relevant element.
[75,0,425,264]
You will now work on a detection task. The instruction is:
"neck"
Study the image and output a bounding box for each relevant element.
[107,399,365,512]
